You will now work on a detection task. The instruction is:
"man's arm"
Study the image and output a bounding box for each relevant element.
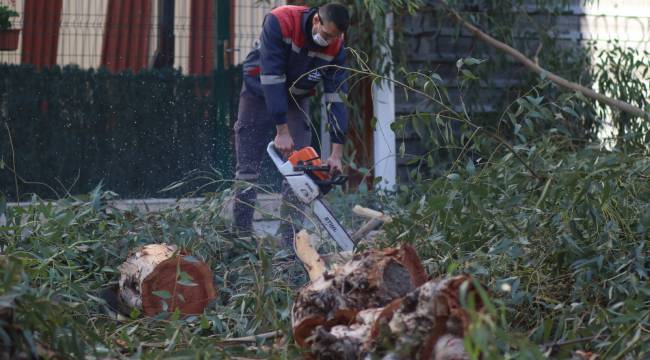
[259,14,293,154]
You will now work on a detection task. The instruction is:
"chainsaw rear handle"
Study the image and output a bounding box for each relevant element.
[267,141,287,168]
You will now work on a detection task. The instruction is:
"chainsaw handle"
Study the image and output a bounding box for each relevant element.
[267,141,287,168]
[292,164,330,172]
[294,164,347,184]
[315,175,348,187]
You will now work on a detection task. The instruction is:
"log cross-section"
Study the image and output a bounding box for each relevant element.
[118,244,217,316]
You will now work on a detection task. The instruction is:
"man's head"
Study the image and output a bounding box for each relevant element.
[311,3,349,47]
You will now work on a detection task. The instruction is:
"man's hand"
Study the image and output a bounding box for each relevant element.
[326,143,344,175]
[274,124,294,156]
[326,155,343,175]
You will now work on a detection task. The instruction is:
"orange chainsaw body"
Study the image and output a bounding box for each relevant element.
[288,147,329,181]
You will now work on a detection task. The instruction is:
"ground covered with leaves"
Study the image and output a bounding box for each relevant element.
[1,188,308,359]
[2,132,649,359]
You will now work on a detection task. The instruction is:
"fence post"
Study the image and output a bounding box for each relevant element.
[213,0,234,178]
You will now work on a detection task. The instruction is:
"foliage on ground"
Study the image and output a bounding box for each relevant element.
[3,119,650,360]
[381,137,650,359]
[1,189,307,359]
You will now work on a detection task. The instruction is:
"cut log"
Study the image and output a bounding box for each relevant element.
[118,244,217,316]
[291,245,427,347]
[308,307,384,360]
[294,251,483,360]
[366,275,480,360]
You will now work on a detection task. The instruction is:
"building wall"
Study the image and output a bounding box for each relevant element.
[581,0,650,51]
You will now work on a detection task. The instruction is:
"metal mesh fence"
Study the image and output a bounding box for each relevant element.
[0,0,285,72]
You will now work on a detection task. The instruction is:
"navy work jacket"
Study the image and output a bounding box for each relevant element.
[241,5,348,144]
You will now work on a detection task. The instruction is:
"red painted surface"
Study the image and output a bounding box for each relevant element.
[101,0,152,73]
[21,0,63,68]
[189,0,214,75]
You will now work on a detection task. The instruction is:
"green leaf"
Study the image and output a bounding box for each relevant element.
[130,308,141,319]
[465,159,476,175]
[153,290,171,299]
[461,69,478,80]
[200,315,210,330]
[177,279,198,287]
[463,57,486,66]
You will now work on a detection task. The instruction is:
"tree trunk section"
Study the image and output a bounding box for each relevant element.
[118,244,217,316]
[291,245,427,347]
[292,241,484,360]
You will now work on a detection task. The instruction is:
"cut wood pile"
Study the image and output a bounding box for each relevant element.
[292,231,484,359]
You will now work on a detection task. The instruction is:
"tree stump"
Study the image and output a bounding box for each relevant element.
[292,239,484,360]
[118,244,217,316]
[291,245,427,347]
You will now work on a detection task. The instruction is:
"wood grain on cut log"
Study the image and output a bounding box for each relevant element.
[308,308,384,360]
[302,275,480,360]
[118,244,217,316]
[367,275,480,360]
[291,245,427,348]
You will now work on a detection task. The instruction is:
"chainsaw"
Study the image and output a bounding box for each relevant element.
[267,141,354,251]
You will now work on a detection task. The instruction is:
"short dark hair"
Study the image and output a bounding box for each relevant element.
[318,4,350,32]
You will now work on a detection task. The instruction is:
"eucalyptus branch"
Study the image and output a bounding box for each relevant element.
[290,62,544,180]
[443,4,649,120]
[4,121,20,201]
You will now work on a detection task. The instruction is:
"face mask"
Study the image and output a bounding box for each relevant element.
[312,30,330,47]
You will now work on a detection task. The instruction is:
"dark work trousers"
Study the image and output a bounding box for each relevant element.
[233,87,312,246]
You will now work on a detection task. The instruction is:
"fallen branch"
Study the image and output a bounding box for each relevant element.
[351,205,393,243]
[210,330,282,344]
[352,205,393,223]
[292,245,427,348]
[294,230,327,281]
[445,5,648,120]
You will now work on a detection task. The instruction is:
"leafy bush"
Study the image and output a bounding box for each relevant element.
[380,137,650,358]
[373,54,649,358]
[0,64,236,201]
